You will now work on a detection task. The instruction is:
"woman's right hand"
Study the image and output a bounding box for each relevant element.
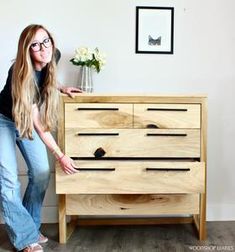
[58,155,78,174]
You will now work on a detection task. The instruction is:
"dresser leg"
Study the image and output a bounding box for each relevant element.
[59,194,67,243]
[199,193,207,240]
[193,193,207,240]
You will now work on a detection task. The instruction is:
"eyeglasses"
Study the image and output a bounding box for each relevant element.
[30,38,52,52]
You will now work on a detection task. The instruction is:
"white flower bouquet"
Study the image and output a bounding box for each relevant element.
[70,47,106,73]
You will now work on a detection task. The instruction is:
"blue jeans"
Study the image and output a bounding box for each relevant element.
[0,113,50,250]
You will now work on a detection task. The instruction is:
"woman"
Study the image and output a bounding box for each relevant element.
[0,24,80,252]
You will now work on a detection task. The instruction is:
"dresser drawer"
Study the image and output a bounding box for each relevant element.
[56,161,205,194]
[65,129,200,158]
[65,103,133,128]
[134,104,200,129]
[66,194,200,215]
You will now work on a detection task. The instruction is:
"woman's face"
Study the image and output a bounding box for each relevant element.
[30,28,53,70]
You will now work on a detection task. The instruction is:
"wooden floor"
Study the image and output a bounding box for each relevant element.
[0,221,235,252]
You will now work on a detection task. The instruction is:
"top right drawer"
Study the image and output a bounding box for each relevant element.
[134,104,200,129]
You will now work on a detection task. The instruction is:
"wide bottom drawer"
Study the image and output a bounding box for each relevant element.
[66,194,200,215]
[56,161,205,194]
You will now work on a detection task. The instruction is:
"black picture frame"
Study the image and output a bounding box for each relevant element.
[135,6,174,54]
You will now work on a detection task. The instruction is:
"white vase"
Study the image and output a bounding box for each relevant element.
[79,66,93,92]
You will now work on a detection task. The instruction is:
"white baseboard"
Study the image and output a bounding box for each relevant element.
[207,203,235,221]
[41,206,58,223]
[0,206,58,224]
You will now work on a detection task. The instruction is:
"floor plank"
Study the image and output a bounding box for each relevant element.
[0,221,235,252]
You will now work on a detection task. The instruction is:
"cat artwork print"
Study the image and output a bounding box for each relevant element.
[148,35,161,46]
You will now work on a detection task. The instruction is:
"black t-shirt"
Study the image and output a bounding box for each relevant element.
[0,65,47,121]
[0,48,61,121]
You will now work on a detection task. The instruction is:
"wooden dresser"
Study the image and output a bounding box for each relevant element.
[56,94,207,243]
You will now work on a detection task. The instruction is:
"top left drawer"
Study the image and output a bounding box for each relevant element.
[65,103,133,128]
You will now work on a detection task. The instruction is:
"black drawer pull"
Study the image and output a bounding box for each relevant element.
[77,108,119,111]
[76,168,115,171]
[77,133,119,136]
[147,108,188,111]
[146,133,187,137]
[146,168,190,172]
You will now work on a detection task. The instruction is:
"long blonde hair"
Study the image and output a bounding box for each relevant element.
[12,24,59,139]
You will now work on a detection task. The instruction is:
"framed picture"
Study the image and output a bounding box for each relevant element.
[135,6,174,54]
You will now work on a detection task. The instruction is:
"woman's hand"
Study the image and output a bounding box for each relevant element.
[58,155,78,174]
[59,87,82,98]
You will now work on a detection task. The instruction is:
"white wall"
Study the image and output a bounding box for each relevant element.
[0,0,235,222]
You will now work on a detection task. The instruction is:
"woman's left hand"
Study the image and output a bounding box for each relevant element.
[60,87,82,98]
